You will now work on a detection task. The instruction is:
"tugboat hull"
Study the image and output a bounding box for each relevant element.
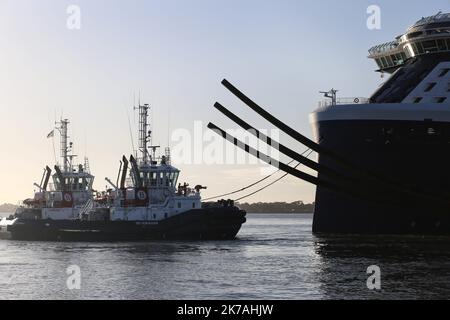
[7,207,246,241]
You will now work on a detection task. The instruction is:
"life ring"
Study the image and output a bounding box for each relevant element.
[137,190,147,200]
[63,193,72,202]
[354,98,360,104]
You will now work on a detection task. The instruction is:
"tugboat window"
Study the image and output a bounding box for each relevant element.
[166,173,170,186]
[150,172,157,187]
[413,97,423,103]
[435,97,447,103]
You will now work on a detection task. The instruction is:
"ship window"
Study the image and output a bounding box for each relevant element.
[150,172,157,187]
[166,172,171,187]
[385,55,394,67]
[193,202,196,208]
[439,69,450,77]
[437,39,448,51]
[375,58,383,69]
[177,202,181,208]
[422,40,439,53]
[380,57,388,68]
[390,55,398,65]
[163,172,169,187]
[427,128,437,135]
[408,31,423,39]
[447,83,450,92]
[418,42,426,54]
[414,42,425,55]
[435,97,447,103]
[424,82,437,92]
[394,53,403,65]
[400,52,407,61]
[158,172,164,186]
[447,39,450,50]
[413,97,423,103]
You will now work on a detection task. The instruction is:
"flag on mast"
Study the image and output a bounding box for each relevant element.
[47,130,54,139]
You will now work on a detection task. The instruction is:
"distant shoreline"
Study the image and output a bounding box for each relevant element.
[237,201,315,214]
[1,201,315,215]
[246,212,313,215]
[0,203,17,214]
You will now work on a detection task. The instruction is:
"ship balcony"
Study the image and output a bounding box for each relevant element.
[318,97,370,108]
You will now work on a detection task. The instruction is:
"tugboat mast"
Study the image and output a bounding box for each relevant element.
[135,103,159,165]
[55,119,71,172]
[136,103,150,164]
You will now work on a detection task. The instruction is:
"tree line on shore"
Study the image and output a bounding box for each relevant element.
[0,203,17,213]
[1,201,315,214]
[237,201,314,214]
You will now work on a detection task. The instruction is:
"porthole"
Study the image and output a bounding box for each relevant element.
[424,82,437,92]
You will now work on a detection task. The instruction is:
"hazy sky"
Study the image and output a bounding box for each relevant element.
[0,0,447,204]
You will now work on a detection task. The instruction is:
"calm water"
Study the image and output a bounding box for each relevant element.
[1,213,450,300]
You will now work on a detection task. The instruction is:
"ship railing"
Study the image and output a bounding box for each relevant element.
[318,97,370,108]
[78,198,94,218]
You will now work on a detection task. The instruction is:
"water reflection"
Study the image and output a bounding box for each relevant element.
[2,215,450,299]
[313,234,450,299]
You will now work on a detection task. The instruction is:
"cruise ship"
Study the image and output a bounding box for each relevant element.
[310,12,450,233]
[208,12,450,235]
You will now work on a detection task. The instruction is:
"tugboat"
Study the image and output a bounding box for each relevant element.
[0,119,95,239]
[6,103,246,241]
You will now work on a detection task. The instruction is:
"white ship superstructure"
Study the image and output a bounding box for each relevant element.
[100,103,204,222]
[12,120,94,220]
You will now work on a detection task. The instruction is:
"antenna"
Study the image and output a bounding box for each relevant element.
[320,89,338,105]
[167,107,170,148]
[126,107,136,154]
[84,128,88,161]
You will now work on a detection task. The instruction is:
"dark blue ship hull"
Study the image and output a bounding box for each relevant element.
[312,119,450,234]
[7,207,246,241]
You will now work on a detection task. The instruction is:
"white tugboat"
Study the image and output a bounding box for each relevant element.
[7,103,246,241]
[0,119,95,239]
